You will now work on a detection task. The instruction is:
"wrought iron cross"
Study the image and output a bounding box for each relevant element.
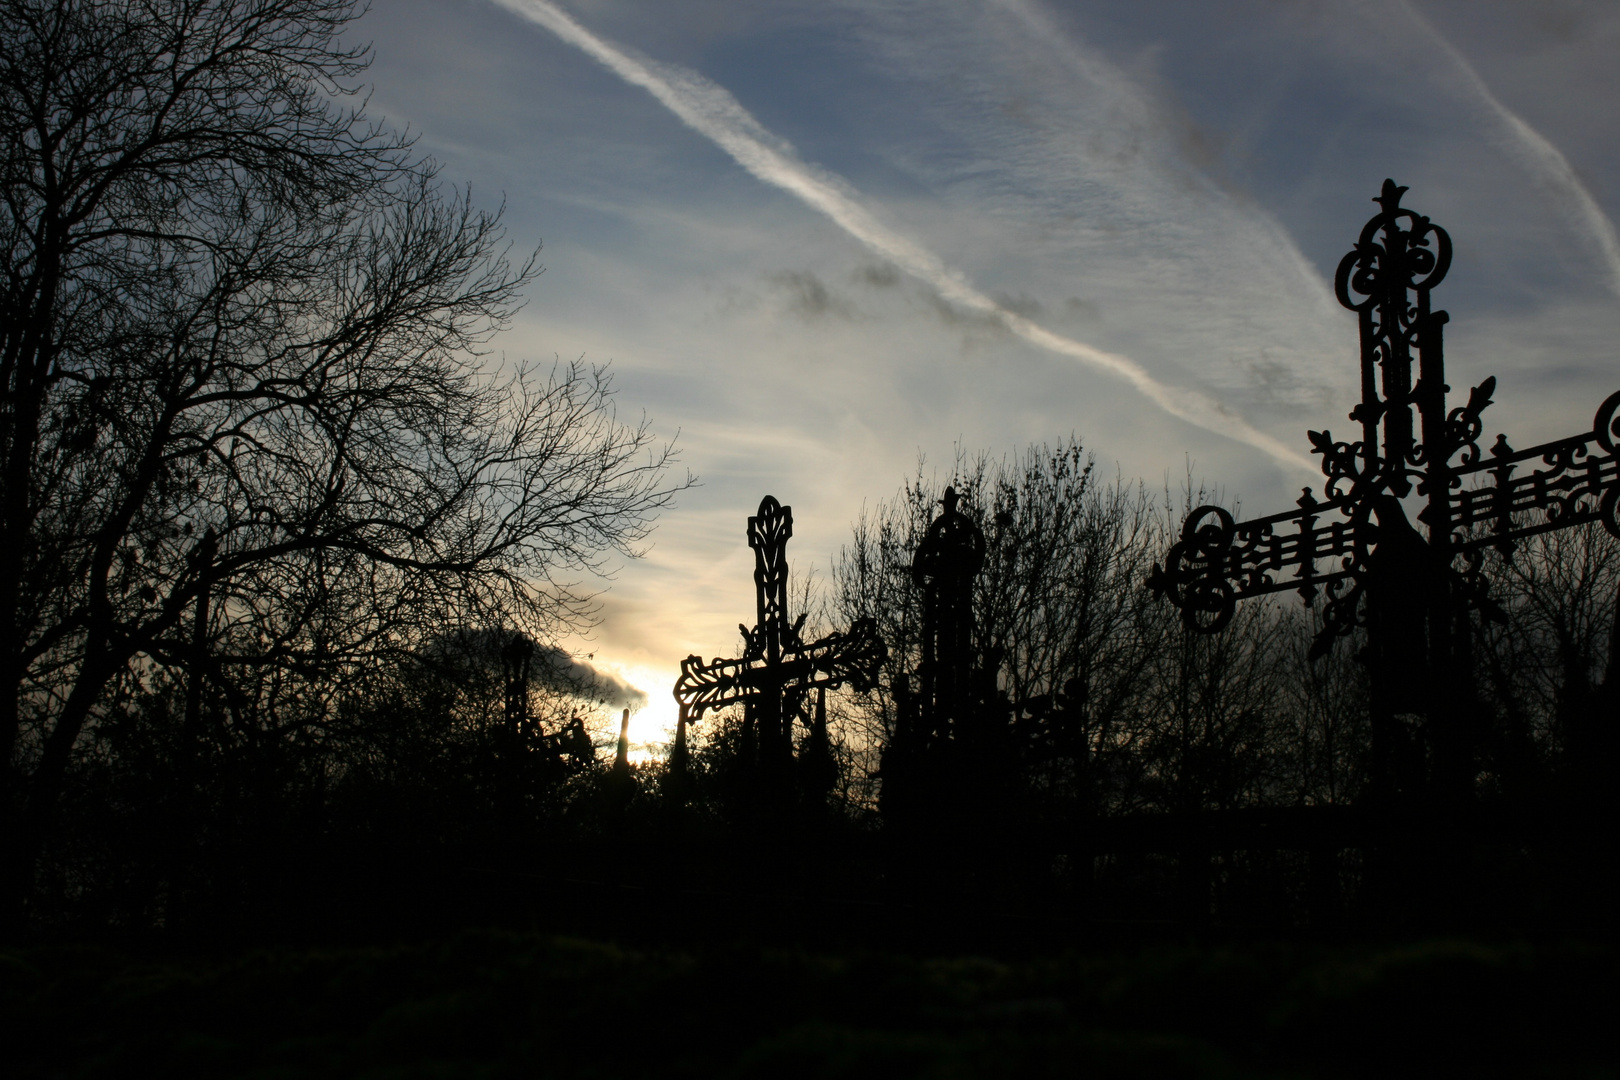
[672,495,886,775]
[1151,179,1620,646]
[1149,179,1620,801]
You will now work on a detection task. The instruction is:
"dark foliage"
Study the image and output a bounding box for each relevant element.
[1,933,1613,1079]
[0,0,688,928]
[0,3,1612,957]
[820,443,1616,929]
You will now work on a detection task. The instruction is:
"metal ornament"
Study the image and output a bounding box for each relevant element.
[1150,180,1620,811]
[672,496,886,776]
[1150,180,1620,658]
[880,487,995,828]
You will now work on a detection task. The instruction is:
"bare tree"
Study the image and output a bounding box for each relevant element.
[831,448,1324,826]
[1275,603,1370,808]
[1472,522,1620,801]
[1132,589,1290,814]
[829,443,1166,816]
[0,0,688,917]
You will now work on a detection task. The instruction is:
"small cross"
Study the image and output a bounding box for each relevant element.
[671,496,885,786]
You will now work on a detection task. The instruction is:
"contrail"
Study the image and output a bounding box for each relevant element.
[988,0,1343,317]
[490,0,1316,474]
[1399,1,1620,299]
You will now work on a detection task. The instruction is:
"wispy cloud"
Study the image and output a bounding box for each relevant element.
[845,0,1349,412]
[1399,0,1620,299]
[489,0,1317,474]
[987,0,1338,309]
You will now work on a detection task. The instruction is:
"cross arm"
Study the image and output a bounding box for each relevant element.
[673,651,753,722]
[1148,492,1362,632]
[673,617,887,723]
[1441,390,1620,553]
[792,617,886,695]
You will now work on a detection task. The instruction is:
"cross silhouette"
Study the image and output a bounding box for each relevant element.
[1150,179,1620,805]
[671,496,886,780]
[910,486,986,745]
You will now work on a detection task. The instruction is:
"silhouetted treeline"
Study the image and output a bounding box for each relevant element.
[816,442,1616,926]
[1,0,1608,940]
[12,440,1620,939]
[0,0,688,938]
[14,438,1618,939]
[35,632,637,935]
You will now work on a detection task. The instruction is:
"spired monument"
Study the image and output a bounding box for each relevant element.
[879,487,1009,832]
[498,632,595,771]
[1150,179,1620,835]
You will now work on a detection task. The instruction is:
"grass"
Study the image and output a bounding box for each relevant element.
[1,931,1613,1078]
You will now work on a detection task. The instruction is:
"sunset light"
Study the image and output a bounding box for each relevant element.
[6,4,1615,1071]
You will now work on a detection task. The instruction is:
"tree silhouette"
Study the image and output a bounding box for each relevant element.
[0,0,688,925]
[832,444,1285,821]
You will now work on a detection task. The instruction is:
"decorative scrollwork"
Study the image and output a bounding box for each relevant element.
[1333,179,1452,314]
[1149,505,1237,631]
[1602,484,1620,541]
[1594,389,1620,455]
[1309,429,1379,498]
[1309,573,1367,660]
[1150,495,1364,634]
[1184,504,1235,555]
[1440,377,1495,470]
[675,616,887,723]
[1181,576,1236,634]
[1447,424,1620,550]
[675,650,748,722]
[748,495,795,659]
[1328,179,1456,501]
[1156,179,1620,704]
[805,616,886,693]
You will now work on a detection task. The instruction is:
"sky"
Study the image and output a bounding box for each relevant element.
[348,0,1620,754]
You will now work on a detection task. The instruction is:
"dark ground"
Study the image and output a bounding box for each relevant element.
[3,925,1613,1079]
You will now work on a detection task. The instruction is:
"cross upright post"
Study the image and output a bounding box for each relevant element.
[747,494,796,771]
[1150,179,1620,815]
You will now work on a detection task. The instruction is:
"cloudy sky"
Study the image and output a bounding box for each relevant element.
[350,0,1620,751]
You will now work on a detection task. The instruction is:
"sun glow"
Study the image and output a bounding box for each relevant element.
[590,661,680,764]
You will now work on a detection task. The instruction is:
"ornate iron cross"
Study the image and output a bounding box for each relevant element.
[672,495,886,774]
[1149,179,1620,803]
[1151,179,1620,649]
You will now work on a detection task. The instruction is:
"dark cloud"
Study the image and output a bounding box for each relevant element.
[1065,296,1101,321]
[770,269,856,320]
[536,645,649,709]
[420,628,647,708]
[852,261,901,288]
[922,289,1010,336]
[992,290,1044,319]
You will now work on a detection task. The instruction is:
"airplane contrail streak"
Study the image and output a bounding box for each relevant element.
[490,0,1316,474]
[1399,1,1620,299]
[987,0,1343,316]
